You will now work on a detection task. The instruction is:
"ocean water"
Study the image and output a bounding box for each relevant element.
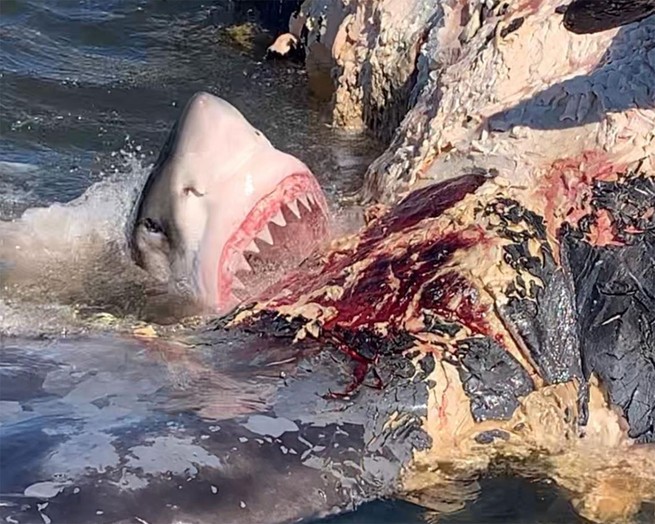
[0,0,380,331]
[0,1,596,523]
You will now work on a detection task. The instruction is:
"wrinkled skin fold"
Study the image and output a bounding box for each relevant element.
[564,0,655,34]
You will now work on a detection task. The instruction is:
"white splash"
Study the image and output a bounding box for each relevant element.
[0,152,162,336]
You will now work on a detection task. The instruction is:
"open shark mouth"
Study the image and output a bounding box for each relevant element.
[126,90,332,316]
[217,172,329,308]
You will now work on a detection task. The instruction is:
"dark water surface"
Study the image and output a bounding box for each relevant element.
[0,1,594,523]
[0,0,376,212]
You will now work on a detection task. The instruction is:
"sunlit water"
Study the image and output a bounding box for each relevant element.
[0,1,596,523]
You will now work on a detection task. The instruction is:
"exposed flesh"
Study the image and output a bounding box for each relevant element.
[229,3,655,521]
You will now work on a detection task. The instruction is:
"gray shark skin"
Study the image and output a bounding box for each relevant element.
[0,328,429,524]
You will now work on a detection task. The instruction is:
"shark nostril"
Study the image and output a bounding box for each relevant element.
[183,186,204,197]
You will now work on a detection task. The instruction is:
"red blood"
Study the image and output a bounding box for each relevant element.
[253,176,496,396]
[540,151,623,253]
[418,271,491,337]
[587,208,622,246]
[361,174,487,246]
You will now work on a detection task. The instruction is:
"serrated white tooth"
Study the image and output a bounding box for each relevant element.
[269,209,286,227]
[287,199,301,218]
[257,224,274,245]
[233,252,252,272]
[232,277,246,291]
[298,194,310,211]
[244,240,260,254]
[306,193,316,206]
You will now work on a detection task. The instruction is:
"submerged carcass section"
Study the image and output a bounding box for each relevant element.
[232,159,655,521]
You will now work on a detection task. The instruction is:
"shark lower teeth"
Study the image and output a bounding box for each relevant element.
[232,277,246,290]
[245,240,260,254]
[287,199,301,219]
[257,224,274,245]
[233,252,252,273]
[270,209,286,227]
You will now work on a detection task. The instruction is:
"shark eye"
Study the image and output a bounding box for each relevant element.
[143,217,163,234]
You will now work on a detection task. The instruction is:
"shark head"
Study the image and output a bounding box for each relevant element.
[129,92,329,315]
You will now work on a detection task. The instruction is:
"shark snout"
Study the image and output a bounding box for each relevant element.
[130,92,330,316]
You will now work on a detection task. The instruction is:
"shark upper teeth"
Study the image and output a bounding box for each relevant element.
[233,252,252,273]
[269,209,286,227]
[244,240,260,254]
[287,200,301,219]
[257,224,274,245]
[232,277,246,290]
[297,194,310,210]
[307,193,316,206]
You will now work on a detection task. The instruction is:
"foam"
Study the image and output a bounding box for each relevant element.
[0,152,158,335]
